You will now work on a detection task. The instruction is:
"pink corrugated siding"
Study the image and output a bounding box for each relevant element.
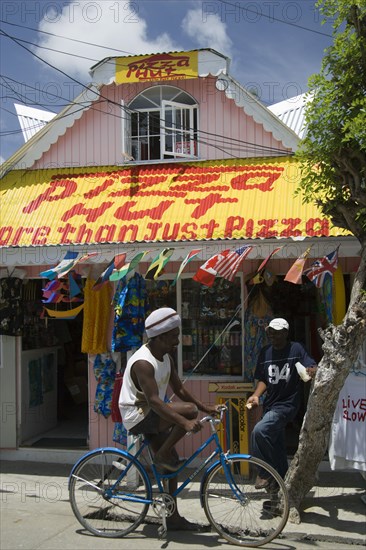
[34,77,288,169]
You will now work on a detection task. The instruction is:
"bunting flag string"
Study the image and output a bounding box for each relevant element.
[40,251,97,280]
[192,253,222,287]
[110,250,151,282]
[171,249,202,286]
[40,251,78,279]
[38,244,335,299]
[304,247,339,288]
[215,245,254,282]
[256,246,283,273]
[284,247,312,285]
[92,253,126,290]
[145,248,174,280]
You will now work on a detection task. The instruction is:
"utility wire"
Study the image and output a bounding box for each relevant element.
[1,27,296,157]
[0,18,134,54]
[217,0,332,38]
[0,28,135,115]
[1,74,291,157]
[0,33,101,63]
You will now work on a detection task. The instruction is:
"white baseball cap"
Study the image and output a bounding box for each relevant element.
[267,318,289,331]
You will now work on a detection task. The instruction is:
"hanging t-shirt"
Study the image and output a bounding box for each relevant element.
[81,277,113,354]
[111,273,148,352]
[93,353,117,418]
[329,373,366,471]
[255,341,316,417]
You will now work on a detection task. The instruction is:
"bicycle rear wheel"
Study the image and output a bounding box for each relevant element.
[202,455,289,547]
[69,449,150,537]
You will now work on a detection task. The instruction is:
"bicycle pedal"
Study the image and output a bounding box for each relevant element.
[158,525,167,539]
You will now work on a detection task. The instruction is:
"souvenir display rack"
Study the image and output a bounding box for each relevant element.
[180,277,242,377]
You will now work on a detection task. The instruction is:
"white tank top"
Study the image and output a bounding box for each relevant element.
[119,344,171,430]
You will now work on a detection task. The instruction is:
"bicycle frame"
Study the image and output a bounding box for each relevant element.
[68,416,252,508]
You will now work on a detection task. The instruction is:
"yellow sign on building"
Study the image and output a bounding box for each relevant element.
[115,50,198,83]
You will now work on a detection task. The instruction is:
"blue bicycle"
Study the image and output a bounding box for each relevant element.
[69,406,289,547]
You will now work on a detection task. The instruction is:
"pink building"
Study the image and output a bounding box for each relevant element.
[0,49,361,463]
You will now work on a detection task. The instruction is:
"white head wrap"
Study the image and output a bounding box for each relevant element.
[145,307,181,338]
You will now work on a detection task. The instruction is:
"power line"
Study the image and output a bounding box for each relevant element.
[217,0,332,38]
[0,28,135,115]
[0,32,100,63]
[1,70,291,157]
[0,18,133,54]
[0,31,295,158]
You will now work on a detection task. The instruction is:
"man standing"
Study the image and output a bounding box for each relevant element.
[247,318,317,488]
[119,306,219,530]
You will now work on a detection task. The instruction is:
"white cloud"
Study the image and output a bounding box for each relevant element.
[181,7,233,58]
[36,0,180,80]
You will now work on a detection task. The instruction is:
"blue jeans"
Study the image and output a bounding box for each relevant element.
[250,409,290,479]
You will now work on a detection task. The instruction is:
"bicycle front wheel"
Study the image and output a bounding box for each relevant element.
[202,455,289,547]
[69,449,150,537]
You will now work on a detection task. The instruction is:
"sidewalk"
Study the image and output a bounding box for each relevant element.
[1,457,365,549]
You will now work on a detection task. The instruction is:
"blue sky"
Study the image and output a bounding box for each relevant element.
[0,0,334,163]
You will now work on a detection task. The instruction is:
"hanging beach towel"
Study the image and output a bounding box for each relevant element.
[111,371,123,422]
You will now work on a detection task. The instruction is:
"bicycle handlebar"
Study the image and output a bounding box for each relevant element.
[200,404,227,425]
[186,405,227,435]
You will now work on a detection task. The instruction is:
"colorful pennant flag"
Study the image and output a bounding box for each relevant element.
[40,251,79,280]
[304,247,339,288]
[284,247,312,285]
[256,246,282,273]
[193,253,221,287]
[110,251,150,282]
[145,248,174,280]
[171,249,202,286]
[93,253,126,290]
[40,251,97,280]
[215,245,254,282]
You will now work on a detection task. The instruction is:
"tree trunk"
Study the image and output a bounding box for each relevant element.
[285,275,366,523]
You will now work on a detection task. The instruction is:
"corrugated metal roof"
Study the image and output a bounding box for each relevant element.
[268,93,312,139]
[14,104,56,143]
[0,157,348,249]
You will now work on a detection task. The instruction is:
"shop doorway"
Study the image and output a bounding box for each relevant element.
[20,280,88,450]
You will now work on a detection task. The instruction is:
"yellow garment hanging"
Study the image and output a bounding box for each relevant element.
[332,264,346,326]
[82,278,113,354]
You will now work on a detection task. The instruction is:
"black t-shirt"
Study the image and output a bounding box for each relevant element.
[254,341,316,418]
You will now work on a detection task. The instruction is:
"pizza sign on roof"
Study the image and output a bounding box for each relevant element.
[115,51,198,83]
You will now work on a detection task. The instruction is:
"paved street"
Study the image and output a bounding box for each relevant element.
[1,460,365,550]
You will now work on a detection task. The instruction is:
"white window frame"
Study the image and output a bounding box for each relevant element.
[161,100,197,158]
[121,99,132,161]
[123,87,198,162]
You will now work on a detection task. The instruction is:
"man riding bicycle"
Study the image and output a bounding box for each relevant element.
[119,307,220,531]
